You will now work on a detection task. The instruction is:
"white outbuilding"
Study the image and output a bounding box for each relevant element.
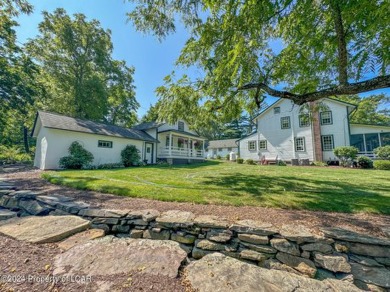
[31,111,158,169]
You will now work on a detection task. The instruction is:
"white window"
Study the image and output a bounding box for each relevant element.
[274,107,280,114]
[166,136,170,147]
[299,114,310,127]
[227,147,232,151]
[248,140,257,151]
[295,137,305,152]
[98,140,112,148]
[281,116,291,129]
[259,140,267,150]
[218,148,223,152]
[320,111,333,125]
[178,121,185,131]
[321,135,334,151]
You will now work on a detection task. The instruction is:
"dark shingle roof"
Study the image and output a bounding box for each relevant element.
[132,121,165,130]
[208,139,238,148]
[34,111,158,142]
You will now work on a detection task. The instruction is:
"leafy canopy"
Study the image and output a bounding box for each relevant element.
[127,0,390,122]
[27,8,139,126]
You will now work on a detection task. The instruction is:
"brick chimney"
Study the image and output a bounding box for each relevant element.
[311,102,323,162]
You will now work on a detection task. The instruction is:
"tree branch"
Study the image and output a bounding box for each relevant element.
[238,75,390,105]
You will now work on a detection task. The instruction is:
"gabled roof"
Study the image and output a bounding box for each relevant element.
[208,139,238,149]
[32,111,158,142]
[252,97,357,121]
[132,121,165,130]
[158,129,205,140]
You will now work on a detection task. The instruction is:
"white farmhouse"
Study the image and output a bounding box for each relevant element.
[32,111,205,169]
[238,98,390,163]
[205,139,239,158]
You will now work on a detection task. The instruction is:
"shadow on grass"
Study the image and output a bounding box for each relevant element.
[201,173,390,214]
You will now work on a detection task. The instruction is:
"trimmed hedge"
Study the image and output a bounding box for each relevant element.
[373,160,390,170]
[236,158,244,164]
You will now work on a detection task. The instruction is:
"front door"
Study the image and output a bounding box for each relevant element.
[145,143,153,164]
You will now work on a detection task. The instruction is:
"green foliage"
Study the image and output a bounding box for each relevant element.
[0,145,32,164]
[374,146,390,160]
[236,158,244,164]
[59,141,94,169]
[121,145,141,167]
[276,160,287,166]
[357,156,373,169]
[336,95,390,126]
[225,153,230,160]
[245,159,256,165]
[216,155,221,160]
[312,161,328,167]
[97,163,124,169]
[27,8,138,126]
[127,0,390,122]
[333,146,359,167]
[0,1,41,152]
[373,160,390,170]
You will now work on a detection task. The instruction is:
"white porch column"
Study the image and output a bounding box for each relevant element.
[202,140,205,157]
[188,139,192,157]
[169,132,172,156]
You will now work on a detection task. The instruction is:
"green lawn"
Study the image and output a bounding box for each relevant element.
[42,161,390,214]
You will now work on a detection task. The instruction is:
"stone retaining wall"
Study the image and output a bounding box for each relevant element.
[0,184,389,291]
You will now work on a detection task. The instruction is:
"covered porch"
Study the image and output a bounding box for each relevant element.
[157,130,205,159]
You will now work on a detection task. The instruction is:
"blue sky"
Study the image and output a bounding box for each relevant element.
[15,0,195,118]
[15,0,389,118]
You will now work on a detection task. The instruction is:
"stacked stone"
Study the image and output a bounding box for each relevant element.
[0,181,389,291]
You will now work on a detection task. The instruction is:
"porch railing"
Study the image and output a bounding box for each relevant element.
[159,146,204,158]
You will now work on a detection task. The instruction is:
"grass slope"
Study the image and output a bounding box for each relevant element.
[42,161,390,214]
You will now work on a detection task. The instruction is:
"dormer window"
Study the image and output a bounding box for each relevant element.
[274,107,280,114]
[178,121,185,131]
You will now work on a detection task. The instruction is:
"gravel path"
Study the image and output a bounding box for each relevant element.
[2,169,389,237]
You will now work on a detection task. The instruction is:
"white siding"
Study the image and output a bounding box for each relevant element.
[206,147,238,158]
[158,120,197,135]
[240,99,314,161]
[35,128,148,170]
[350,124,390,135]
[239,133,261,161]
[319,100,350,161]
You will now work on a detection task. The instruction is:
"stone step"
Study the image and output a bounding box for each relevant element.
[0,208,17,220]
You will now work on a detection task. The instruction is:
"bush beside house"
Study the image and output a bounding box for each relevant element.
[333,146,359,167]
[121,145,141,167]
[374,146,390,160]
[59,141,94,169]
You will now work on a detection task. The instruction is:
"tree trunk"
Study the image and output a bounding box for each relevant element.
[23,126,30,153]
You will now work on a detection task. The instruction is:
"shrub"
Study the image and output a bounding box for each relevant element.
[277,160,287,166]
[0,145,32,164]
[225,153,230,160]
[97,163,124,169]
[236,158,244,164]
[374,146,390,160]
[312,161,327,167]
[59,141,94,169]
[245,159,256,165]
[333,146,359,167]
[121,145,141,167]
[216,155,222,160]
[374,160,390,170]
[357,156,373,169]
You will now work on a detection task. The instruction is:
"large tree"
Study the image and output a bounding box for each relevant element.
[27,8,138,124]
[0,0,41,152]
[127,0,390,122]
[337,94,390,126]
